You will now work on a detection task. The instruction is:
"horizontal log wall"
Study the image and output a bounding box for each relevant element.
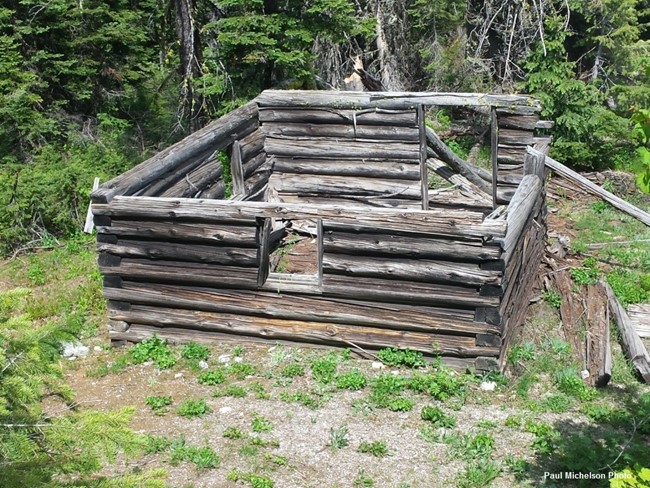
[94,195,514,369]
[260,105,423,208]
[494,107,552,203]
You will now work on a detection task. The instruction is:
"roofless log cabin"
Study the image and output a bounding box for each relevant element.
[91,90,551,371]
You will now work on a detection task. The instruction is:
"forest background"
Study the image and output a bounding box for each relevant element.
[0,0,649,254]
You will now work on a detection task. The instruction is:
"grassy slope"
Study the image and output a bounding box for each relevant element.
[1,189,650,487]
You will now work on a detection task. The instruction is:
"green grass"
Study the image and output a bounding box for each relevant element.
[421,406,456,428]
[169,438,220,469]
[251,413,274,433]
[176,398,210,418]
[335,369,367,390]
[131,334,176,369]
[197,369,226,385]
[357,440,389,457]
[310,353,338,384]
[377,348,425,368]
[145,396,172,415]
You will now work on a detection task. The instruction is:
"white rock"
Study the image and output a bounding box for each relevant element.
[219,406,233,414]
[234,356,243,363]
[174,372,183,379]
[581,369,590,379]
[93,345,102,352]
[391,370,400,376]
[218,354,232,364]
[480,381,497,391]
[68,356,77,361]
[62,342,90,358]
[371,361,385,369]
[198,360,209,370]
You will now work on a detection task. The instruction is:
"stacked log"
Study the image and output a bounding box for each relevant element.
[259,106,423,208]
[93,196,516,371]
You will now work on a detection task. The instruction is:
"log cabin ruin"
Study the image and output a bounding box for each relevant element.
[91,90,552,372]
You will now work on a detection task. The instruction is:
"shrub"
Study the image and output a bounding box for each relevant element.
[177,398,210,418]
[131,334,176,369]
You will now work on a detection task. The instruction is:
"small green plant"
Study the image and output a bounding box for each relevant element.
[131,334,176,369]
[329,425,349,450]
[279,391,322,409]
[537,393,574,413]
[145,395,173,415]
[177,398,210,418]
[421,406,456,428]
[169,438,220,469]
[387,397,414,412]
[229,361,256,379]
[335,369,367,390]
[542,289,562,309]
[180,342,210,361]
[353,469,375,487]
[246,474,275,488]
[610,465,650,487]
[217,385,247,398]
[456,459,501,488]
[197,369,226,385]
[508,342,536,365]
[525,420,559,454]
[504,454,528,480]
[592,200,611,214]
[310,353,338,384]
[251,381,270,400]
[446,432,495,461]
[280,363,305,378]
[251,413,274,433]
[144,435,173,454]
[232,345,244,356]
[223,426,245,439]
[357,440,389,457]
[570,262,600,286]
[554,368,597,401]
[369,373,406,408]
[377,348,425,368]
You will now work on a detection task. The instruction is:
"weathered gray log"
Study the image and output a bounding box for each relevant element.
[98,240,259,266]
[260,122,419,141]
[137,146,216,197]
[242,151,268,177]
[604,281,650,383]
[426,159,493,207]
[93,196,507,238]
[201,180,226,200]
[91,101,258,203]
[586,283,612,387]
[494,175,542,254]
[256,90,541,112]
[499,128,536,146]
[323,253,501,286]
[426,126,493,195]
[258,107,417,126]
[491,108,498,207]
[105,281,492,338]
[272,194,419,209]
[268,174,422,199]
[100,259,260,289]
[531,147,650,227]
[111,321,497,358]
[239,130,265,161]
[161,157,222,198]
[321,274,500,309]
[323,230,501,261]
[498,114,540,130]
[272,158,420,180]
[96,220,257,246]
[265,137,419,160]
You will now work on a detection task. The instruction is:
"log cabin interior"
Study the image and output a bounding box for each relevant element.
[91,90,552,372]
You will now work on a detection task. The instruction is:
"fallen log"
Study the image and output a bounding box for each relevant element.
[425,126,492,195]
[604,281,650,383]
[529,147,650,227]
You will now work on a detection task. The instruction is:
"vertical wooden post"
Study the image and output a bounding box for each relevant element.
[231,140,245,197]
[257,217,271,287]
[317,219,324,287]
[490,108,498,208]
[417,104,429,210]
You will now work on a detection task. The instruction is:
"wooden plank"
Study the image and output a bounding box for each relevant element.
[497,115,540,130]
[93,196,507,239]
[322,253,501,286]
[322,230,501,261]
[272,158,421,180]
[161,157,222,198]
[496,175,542,253]
[257,218,271,287]
[604,281,650,383]
[239,130,265,161]
[105,281,494,336]
[499,128,535,146]
[260,122,419,141]
[258,107,417,126]
[628,304,650,338]
[256,90,541,112]
[273,194,420,209]
[92,101,258,202]
[533,147,650,226]
[417,104,429,210]
[97,220,257,246]
[98,240,259,266]
[264,137,419,160]
[268,173,422,199]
